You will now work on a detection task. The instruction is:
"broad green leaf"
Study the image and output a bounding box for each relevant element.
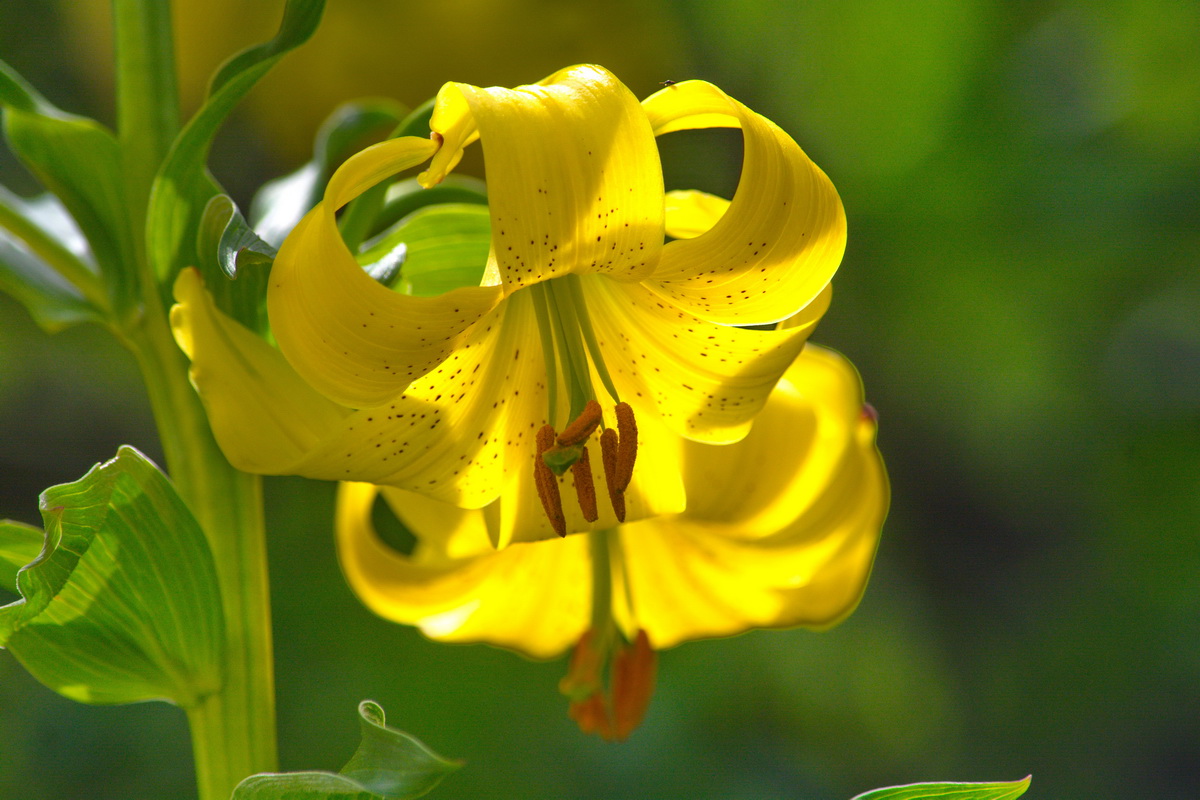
[851,777,1032,800]
[0,60,133,308]
[371,176,488,237]
[0,521,43,594]
[146,0,325,331]
[315,99,408,178]
[0,446,224,707]
[358,204,490,297]
[200,194,278,279]
[233,700,461,800]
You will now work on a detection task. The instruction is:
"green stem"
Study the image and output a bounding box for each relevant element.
[112,0,180,229]
[562,273,620,404]
[588,529,615,652]
[530,283,561,427]
[126,308,277,800]
[112,3,275,798]
[546,278,595,419]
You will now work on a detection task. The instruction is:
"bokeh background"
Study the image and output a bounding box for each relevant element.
[2,1,1198,798]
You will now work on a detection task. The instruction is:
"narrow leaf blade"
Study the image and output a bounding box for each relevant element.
[146,0,326,331]
[851,777,1032,800]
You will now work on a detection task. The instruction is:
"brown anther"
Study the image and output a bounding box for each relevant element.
[571,446,599,522]
[610,630,657,741]
[535,424,566,537]
[599,427,626,521]
[614,402,638,492]
[557,400,603,447]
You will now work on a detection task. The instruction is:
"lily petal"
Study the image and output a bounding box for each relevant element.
[585,275,830,443]
[664,189,730,240]
[269,136,505,408]
[336,482,589,658]
[643,80,846,325]
[421,65,665,289]
[171,267,352,474]
[618,345,887,647]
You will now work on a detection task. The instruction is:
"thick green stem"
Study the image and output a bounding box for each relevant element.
[112,0,180,229]
[127,309,277,800]
[112,3,276,798]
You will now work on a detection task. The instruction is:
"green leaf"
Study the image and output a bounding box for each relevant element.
[0,59,134,309]
[233,700,461,800]
[851,777,1032,800]
[251,162,321,248]
[145,0,325,331]
[0,187,105,330]
[0,521,44,594]
[359,204,490,297]
[371,176,488,238]
[315,99,408,178]
[200,194,279,278]
[250,98,407,248]
[0,446,224,707]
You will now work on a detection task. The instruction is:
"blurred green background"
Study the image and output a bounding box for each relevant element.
[2,1,1198,798]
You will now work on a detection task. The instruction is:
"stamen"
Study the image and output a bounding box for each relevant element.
[614,402,638,492]
[572,446,599,522]
[535,424,567,537]
[599,427,626,521]
[557,400,603,447]
[610,630,657,741]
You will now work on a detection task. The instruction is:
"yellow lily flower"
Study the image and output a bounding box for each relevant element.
[336,345,888,739]
[171,64,845,546]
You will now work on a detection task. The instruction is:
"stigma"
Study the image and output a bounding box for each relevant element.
[535,400,638,537]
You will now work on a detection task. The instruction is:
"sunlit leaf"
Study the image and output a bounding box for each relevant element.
[358,204,490,297]
[851,777,1032,800]
[0,187,104,330]
[146,0,325,332]
[0,521,43,594]
[0,447,224,707]
[371,175,487,236]
[232,700,461,800]
[0,59,132,308]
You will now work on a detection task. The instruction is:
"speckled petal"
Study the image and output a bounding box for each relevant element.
[584,275,830,443]
[420,65,665,290]
[269,136,504,408]
[336,482,590,659]
[170,268,351,474]
[642,80,846,325]
[618,346,887,648]
[289,291,549,509]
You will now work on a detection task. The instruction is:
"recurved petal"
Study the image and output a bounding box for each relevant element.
[642,80,846,326]
[269,136,504,408]
[585,276,824,443]
[170,268,352,474]
[664,189,730,240]
[618,346,888,648]
[421,65,665,289]
[336,482,590,659]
